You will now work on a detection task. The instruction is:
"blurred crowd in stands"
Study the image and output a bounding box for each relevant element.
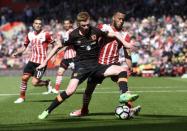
[0,0,186,76]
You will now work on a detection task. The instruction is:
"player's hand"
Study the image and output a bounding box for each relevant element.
[130,41,140,51]
[130,45,138,52]
[12,52,20,57]
[36,62,47,70]
[128,67,133,76]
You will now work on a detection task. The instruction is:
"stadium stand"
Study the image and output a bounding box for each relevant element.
[0,0,186,76]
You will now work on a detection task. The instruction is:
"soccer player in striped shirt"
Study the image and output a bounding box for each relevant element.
[51,18,76,94]
[70,11,140,117]
[13,17,55,103]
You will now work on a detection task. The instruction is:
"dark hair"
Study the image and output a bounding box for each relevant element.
[112,9,125,16]
[34,17,43,22]
[64,18,73,24]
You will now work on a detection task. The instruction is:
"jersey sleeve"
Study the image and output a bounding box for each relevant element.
[95,26,108,37]
[63,32,74,46]
[46,32,54,44]
[24,35,30,47]
[97,23,108,32]
[125,34,131,43]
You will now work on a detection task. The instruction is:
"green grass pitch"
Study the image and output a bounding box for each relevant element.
[0,76,187,131]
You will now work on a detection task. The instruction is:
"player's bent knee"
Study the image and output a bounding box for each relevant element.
[31,79,39,86]
[21,75,30,82]
[66,90,75,96]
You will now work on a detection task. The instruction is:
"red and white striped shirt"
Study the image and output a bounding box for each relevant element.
[24,30,54,64]
[98,24,131,65]
[58,29,76,59]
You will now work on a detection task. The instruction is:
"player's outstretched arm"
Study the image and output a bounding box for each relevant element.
[37,40,63,70]
[124,48,132,70]
[12,46,27,57]
[107,32,132,49]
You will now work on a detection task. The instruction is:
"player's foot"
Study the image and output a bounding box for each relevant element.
[38,110,49,120]
[69,108,89,117]
[119,93,139,103]
[51,88,60,94]
[42,80,53,95]
[47,80,53,92]
[14,97,25,104]
[42,91,52,95]
[129,105,141,118]
[132,105,141,116]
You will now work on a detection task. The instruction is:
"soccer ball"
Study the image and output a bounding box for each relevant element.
[115,104,130,119]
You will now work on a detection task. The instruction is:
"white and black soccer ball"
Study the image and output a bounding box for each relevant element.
[115,104,130,119]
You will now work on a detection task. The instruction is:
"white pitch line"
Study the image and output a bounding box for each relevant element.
[0,89,187,96]
[78,86,185,91]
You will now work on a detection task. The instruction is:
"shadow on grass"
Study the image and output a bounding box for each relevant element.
[88,112,114,116]
[1,114,187,131]
[27,99,54,103]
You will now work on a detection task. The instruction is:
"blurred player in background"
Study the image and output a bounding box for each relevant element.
[70,11,140,117]
[13,17,55,103]
[51,18,76,94]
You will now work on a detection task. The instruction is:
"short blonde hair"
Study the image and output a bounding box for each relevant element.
[77,12,90,22]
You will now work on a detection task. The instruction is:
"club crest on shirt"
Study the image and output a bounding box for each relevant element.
[77,40,81,44]
[91,35,97,40]
[39,37,45,42]
[86,45,91,50]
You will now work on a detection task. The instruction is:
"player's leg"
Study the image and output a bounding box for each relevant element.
[14,62,34,103]
[32,66,52,94]
[38,78,79,119]
[70,80,98,117]
[32,78,48,86]
[111,68,141,117]
[53,59,69,93]
[14,73,31,103]
[38,66,90,119]
[110,75,133,108]
[103,65,139,103]
[129,105,141,118]
[70,73,105,117]
[53,67,65,93]
[103,65,128,93]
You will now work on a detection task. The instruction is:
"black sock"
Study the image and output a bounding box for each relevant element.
[82,93,92,111]
[118,71,128,93]
[47,98,62,113]
[118,81,128,93]
[82,82,97,110]
[46,91,70,113]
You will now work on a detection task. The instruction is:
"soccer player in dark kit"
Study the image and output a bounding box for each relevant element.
[70,11,140,117]
[37,12,137,119]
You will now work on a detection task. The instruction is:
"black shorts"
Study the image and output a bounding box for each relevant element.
[87,75,118,84]
[87,63,120,84]
[23,61,46,79]
[60,58,75,70]
[71,60,109,85]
